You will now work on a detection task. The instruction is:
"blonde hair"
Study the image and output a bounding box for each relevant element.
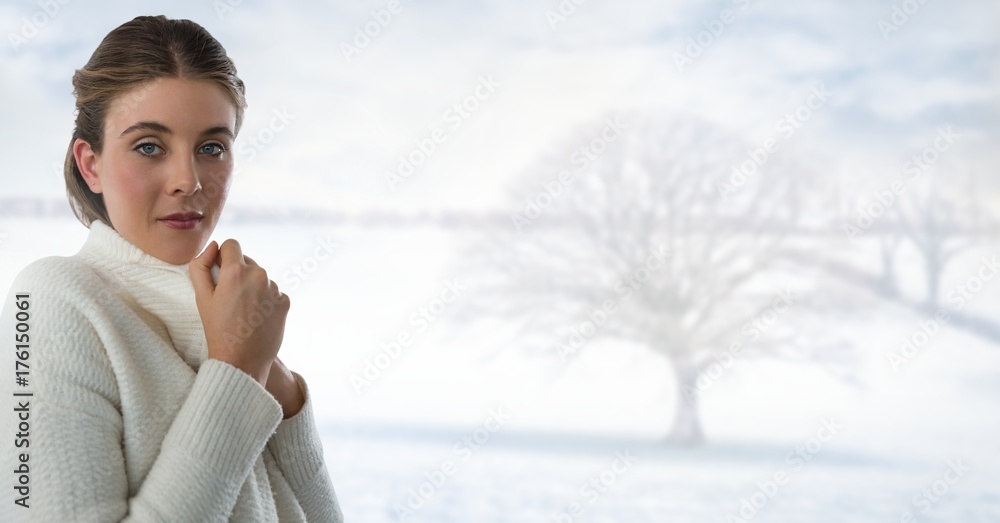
[65,15,247,228]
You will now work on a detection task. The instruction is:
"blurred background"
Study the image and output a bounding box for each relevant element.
[2,0,999,521]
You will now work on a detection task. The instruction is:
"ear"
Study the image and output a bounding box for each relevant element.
[73,138,102,193]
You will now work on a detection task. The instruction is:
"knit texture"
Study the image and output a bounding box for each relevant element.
[0,220,343,522]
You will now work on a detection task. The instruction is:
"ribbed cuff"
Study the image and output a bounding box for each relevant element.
[268,371,328,488]
[164,358,283,475]
[130,359,285,521]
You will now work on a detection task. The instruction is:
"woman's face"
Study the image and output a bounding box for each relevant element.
[75,77,237,265]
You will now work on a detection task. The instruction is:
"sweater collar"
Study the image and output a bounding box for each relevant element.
[77,219,192,276]
[75,219,208,370]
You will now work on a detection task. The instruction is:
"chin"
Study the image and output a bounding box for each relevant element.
[163,255,190,266]
[159,247,198,266]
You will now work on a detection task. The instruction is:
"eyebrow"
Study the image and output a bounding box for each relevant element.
[118,121,235,140]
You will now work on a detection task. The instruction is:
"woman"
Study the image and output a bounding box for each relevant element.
[0,15,343,522]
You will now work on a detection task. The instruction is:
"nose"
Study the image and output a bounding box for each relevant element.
[168,153,202,196]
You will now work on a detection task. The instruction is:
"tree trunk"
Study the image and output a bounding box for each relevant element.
[666,365,705,446]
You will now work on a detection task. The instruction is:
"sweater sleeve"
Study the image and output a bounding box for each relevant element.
[266,371,345,522]
[0,260,284,522]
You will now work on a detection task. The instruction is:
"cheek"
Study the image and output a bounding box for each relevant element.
[126,169,160,197]
[110,163,162,209]
[202,165,233,204]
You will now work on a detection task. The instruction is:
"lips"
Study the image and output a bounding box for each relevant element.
[159,211,203,231]
[160,211,203,221]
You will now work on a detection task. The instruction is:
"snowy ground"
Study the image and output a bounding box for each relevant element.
[319,424,1000,522]
[2,218,999,521]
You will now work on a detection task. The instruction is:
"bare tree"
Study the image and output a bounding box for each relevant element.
[890,170,988,308]
[453,111,855,445]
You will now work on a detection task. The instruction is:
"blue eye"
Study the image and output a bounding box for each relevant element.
[200,143,226,156]
[135,142,162,157]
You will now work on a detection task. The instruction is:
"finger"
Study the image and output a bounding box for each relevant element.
[189,240,219,296]
[218,239,245,268]
[243,254,259,267]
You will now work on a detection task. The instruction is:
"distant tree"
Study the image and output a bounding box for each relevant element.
[890,171,990,308]
[455,111,856,445]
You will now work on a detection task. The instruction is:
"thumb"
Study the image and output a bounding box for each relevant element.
[189,240,219,299]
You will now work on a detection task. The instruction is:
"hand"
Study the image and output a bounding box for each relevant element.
[266,357,305,419]
[189,239,290,387]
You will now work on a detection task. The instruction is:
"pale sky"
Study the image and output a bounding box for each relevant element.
[1,0,997,216]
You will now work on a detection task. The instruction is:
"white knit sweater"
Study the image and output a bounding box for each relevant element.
[0,220,344,522]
